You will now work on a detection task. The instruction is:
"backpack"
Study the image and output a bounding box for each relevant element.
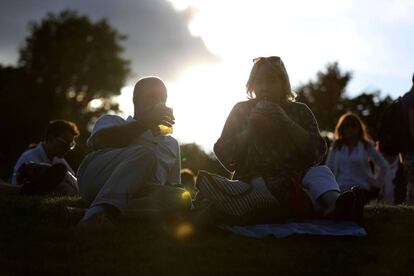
[378,98,409,155]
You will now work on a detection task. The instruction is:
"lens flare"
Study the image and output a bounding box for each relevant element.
[175,222,194,239]
[181,191,192,201]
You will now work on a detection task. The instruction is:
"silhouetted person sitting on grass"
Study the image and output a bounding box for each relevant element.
[194,56,362,226]
[77,77,190,231]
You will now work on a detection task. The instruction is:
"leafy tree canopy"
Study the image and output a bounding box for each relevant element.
[18,10,130,120]
[0,10,130,178]
[296,62,393,141]
[296,62,352,131]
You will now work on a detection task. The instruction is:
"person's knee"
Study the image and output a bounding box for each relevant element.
[303,166,336,184]
[302,165,339,201]
[307,165,334,176]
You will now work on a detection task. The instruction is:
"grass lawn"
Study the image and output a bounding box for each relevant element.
[1,195,414,275]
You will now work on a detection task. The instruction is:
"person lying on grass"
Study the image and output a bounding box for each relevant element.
[77,77,190,231]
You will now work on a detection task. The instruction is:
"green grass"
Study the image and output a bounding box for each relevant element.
[1,195,414,275]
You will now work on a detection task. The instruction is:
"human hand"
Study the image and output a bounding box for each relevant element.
[140,104,175,129]
[256,100,288,120]
[249,100,285,124]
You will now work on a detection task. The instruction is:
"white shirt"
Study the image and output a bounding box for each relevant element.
[88,114,181,185]
[12,144,74,185]
[325,141,389,192]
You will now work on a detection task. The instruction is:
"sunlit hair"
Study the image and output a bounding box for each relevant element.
[246,56,296,102]
[133,76,167,104]
[333,113,371,149]
[45,120,79,141]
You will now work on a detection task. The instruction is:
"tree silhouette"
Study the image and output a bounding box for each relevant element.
[295,62,394,142]
[0,10,130,179]
[19,10,130,123]
[343,91,393,139]
[296,62,352,131]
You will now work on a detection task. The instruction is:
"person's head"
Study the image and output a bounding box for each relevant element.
[333,113,371,149]
[133,77,167,117]
[44,120,79,157]
[246,56,296,102]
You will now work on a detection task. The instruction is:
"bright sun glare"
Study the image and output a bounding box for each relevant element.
[115,0,360,152]
[116,0,414,152]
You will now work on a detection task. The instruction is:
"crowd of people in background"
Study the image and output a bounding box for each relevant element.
[1,57,413,232]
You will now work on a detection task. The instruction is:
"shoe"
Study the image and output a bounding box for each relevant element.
[351,187,367,225]
[20,163,67,195]
[77,211,116,232]
[324,191,356,221]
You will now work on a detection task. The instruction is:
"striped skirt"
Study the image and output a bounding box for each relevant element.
[195,170,279,217]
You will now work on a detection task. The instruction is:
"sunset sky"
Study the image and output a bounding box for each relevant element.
[1,0,413,151]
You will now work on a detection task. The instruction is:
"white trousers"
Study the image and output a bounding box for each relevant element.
[77,145,187,214]
[301,165,341,211]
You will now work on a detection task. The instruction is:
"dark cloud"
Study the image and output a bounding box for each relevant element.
[0,0,219,82]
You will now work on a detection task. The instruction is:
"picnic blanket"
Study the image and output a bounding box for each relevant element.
[219,219,367,238]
